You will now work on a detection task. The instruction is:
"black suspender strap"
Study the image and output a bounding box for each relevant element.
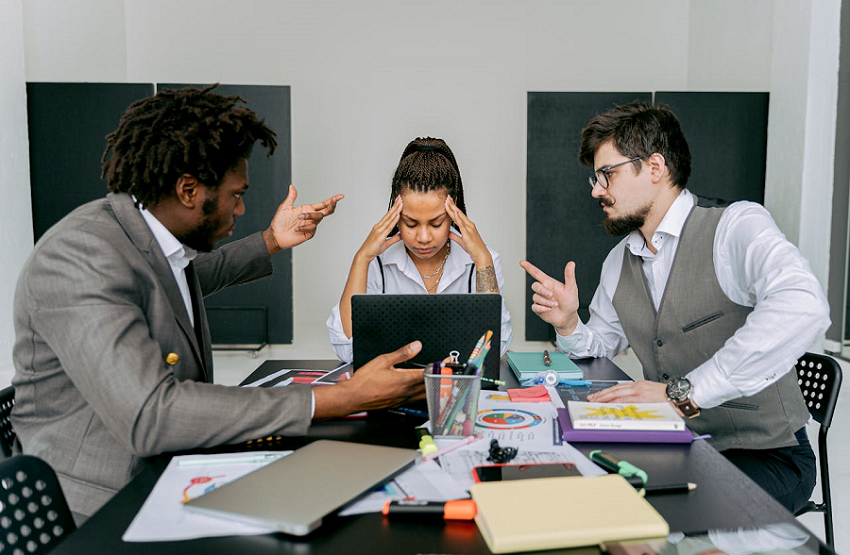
[377,256,385,294]
[468,264,475,293]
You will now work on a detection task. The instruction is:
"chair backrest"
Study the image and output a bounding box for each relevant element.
[795,353,843,429]
[0,386,16,458]
[0,455,76,553]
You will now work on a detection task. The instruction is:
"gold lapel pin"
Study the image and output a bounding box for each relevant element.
[165,353,180,365]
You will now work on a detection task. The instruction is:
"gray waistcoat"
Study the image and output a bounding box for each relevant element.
[611,196,809,452]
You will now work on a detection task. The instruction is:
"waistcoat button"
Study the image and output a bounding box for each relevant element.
[656,339,664,347]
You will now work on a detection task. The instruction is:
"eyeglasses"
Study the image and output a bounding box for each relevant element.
[588,156,645,190]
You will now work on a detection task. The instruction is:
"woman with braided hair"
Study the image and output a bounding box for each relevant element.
[327,137,512,363]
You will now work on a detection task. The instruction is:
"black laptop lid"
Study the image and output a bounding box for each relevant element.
[351,294,501,381]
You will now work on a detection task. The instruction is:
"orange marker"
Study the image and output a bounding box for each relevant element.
[382,499,477,520]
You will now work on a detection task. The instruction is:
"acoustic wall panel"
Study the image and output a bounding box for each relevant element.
[26,83,154,241]
[160,84,293,345]
[526,92,652,342]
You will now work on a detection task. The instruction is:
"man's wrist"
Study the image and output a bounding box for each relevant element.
[263,228,281,255]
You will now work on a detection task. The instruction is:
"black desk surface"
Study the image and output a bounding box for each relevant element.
[54,358,803,554]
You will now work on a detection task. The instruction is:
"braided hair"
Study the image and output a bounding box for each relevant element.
[101,84,277,208]
[389,137,467,215]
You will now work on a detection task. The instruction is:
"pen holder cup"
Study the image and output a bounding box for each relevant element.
[424,373,482,438]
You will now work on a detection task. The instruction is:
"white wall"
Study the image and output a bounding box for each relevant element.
[765,0,841,293]
[7,0,834,370]
[0,0,34,388]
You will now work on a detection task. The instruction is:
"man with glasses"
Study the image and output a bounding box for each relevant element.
[522,101,829,513]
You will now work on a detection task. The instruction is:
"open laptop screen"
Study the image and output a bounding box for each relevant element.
[351,293,501,381]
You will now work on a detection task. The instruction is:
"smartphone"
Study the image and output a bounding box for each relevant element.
[472,462,581,483]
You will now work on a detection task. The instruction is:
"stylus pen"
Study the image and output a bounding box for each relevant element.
[643,482,697,495]
[177,453,286,466]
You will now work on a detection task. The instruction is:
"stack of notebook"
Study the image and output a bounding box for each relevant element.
[558,401,696,443]
[506,351,583,382]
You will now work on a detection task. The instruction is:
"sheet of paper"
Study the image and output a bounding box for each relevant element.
[338,460,468,516]
[123,451,291,542]
[421,391,605,490]
[242,363,348,388]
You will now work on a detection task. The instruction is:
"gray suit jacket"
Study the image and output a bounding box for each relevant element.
[12,193,312,521]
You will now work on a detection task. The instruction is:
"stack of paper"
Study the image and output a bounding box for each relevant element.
[506,351,583,382]
[471,474,669,553]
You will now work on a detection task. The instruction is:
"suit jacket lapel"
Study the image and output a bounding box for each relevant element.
[185,262,212,381]
[107,193,209,378]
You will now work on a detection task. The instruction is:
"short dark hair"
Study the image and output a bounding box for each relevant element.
[389,137,467,215]
[579,101,691,189]
[101,84,277,208]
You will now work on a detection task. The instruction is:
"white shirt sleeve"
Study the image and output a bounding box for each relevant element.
[326,258,385,363]
[488,250,514,356]
[554,241,630,359]
[687,202,831,408]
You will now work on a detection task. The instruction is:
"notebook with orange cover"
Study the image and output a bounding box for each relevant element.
[470,474,669,554]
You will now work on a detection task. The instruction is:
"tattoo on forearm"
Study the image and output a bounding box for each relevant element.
[476,265,499,293]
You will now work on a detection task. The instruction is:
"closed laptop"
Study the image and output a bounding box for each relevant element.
[184,440,418,536]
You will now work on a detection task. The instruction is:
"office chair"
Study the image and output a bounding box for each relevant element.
[0,386,17,459]
[793,352,842,550]
[0,455,76,553]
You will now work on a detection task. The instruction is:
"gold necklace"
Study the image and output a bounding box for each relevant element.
[422,244,450,279]
[422,244,450,292]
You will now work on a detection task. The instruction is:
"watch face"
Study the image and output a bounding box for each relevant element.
[666,378,692,401]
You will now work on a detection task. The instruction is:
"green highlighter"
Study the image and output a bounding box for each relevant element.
[589,450,648,487]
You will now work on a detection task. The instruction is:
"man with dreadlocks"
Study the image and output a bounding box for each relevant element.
[327,137,513,362]
[11,86,425,522]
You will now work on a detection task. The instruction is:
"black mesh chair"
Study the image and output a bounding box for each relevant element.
[0,387,16,459]
[0,455,76,553]
[793,353,842,550]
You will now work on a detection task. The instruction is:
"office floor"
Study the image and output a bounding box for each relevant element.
[213,348,848,553]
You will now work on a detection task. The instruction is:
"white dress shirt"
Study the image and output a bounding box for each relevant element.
[555,189,830,409]
[327,240,513,362]
[138,206,197,326]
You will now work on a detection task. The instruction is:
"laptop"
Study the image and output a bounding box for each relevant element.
[351,293,502,381]
[183,440,418,536]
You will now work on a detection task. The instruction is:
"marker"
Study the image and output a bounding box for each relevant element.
[177,453,285,466]
[382,499,477,520]
[421,433,486,462]
[415,426,438,457]
[589,450,648,486]
[643,482,697,495]
[543,349,552,366]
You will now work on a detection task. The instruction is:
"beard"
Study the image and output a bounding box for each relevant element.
[182,194,221,252]
[602,198,653,237]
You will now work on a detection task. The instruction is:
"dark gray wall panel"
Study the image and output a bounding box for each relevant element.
[526,92,652,342]
[27,83,154,241]
[655,92,768,204]
[160,84,293,344]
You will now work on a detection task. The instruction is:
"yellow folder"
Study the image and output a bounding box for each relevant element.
[470,474,669,554]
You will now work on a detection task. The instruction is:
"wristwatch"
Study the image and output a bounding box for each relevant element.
[666,377,701,419]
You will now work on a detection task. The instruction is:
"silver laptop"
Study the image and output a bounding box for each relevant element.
[184,440,418,536]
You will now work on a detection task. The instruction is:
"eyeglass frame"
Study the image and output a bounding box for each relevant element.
[588,156,646,190]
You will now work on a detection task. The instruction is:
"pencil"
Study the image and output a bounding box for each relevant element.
[643,482,697,494]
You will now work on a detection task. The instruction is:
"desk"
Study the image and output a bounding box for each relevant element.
[53,358,805,554]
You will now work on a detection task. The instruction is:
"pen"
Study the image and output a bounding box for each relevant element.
[177,453,286,466]
[422,433,486,461]
[643,482,697,495]
[589,450,648,486]
[543,349,552,366]
[382,499,477,520]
